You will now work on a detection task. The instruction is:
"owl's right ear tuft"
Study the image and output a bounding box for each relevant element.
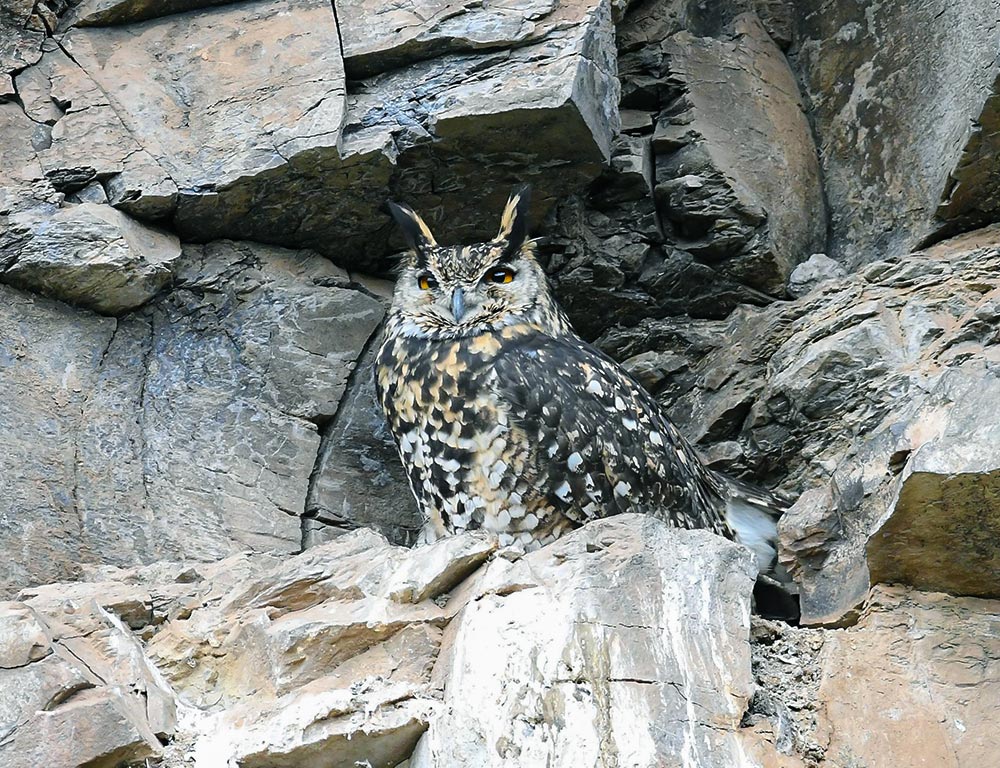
[387,201,438,253]
[496,184,532,260]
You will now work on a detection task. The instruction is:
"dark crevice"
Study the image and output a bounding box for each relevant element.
[329,0,346,62]
[301,318,386,549]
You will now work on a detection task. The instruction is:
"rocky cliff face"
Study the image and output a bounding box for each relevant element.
[2,0,999,766]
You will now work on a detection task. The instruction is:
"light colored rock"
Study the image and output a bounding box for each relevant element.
[2,687,162,768]
[0,203,181,314]
[792,0,1000,265]
[147,529,491,707]
[786,253,847,298]
[867,369,1000,598]
[0,0,44,98]
[412,515,759,767]
[0,602,50,667]
[199,677,437,768]
[778,486,867,628]
[0,597,171,768]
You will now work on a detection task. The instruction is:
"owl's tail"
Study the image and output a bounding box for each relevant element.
[722,476,799,623]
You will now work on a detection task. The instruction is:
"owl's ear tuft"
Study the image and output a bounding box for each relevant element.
[496,184,532,259]
[387,201,438,252]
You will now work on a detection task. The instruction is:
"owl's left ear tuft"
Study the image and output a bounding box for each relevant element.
[387,201,438,253]
[496,184,532,259]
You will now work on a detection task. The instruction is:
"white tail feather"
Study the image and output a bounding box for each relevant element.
[725,496,779,575]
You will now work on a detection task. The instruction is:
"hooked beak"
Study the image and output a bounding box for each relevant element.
[451,287,466,322]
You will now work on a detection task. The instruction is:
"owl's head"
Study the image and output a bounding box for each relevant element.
[385,186,568,340]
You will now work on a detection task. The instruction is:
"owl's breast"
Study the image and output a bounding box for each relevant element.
[376,330,543,540]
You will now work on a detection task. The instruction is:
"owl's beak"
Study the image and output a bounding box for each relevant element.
[451,287,466,322]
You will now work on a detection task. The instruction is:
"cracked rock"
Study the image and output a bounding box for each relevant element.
[0,203,181,314]
[0,241,383,596]
[867,368,1000,599]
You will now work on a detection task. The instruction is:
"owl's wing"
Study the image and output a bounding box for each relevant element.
[492,331,727,532]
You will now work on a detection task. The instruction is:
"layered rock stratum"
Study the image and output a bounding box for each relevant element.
[2,0,999,765]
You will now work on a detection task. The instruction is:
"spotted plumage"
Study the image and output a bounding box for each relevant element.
[375,187,796,616]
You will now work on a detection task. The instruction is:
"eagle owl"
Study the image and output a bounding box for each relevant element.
[375,187,795,615]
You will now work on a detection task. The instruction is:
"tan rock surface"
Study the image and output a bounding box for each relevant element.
[815,586,1000,768]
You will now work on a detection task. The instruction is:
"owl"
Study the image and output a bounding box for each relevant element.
[375,187,796,617]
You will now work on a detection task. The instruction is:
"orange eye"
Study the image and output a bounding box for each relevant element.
[486,267,515,284]
[417,273,436,290]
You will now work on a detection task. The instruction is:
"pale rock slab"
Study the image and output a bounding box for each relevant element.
[786,253,846,298]
[338,0,584,77]
[147,530,495,766]
[0,598,167,768]
[0,0,44,97]
[412,515,759,767]
[0,203,181,314]
[2,688,162,768]
[812,586,1000,768]
[146,529,495,708]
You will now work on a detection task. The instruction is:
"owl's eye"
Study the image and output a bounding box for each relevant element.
[417,273,437,291]
[485,267,516,284]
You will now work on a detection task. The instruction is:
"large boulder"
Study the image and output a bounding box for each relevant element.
[412,516,759,766]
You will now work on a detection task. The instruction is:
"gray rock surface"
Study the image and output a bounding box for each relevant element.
[786,253,846,298]
[867,369,1000,599]
[602,225,1000,625]
[0,241,383,595]
[16,0,621,271]
[791,0,1000,265]
[306,323,423,548]
[4,1,1000,765]
[656,14,825,295]
[0,203,181,314]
